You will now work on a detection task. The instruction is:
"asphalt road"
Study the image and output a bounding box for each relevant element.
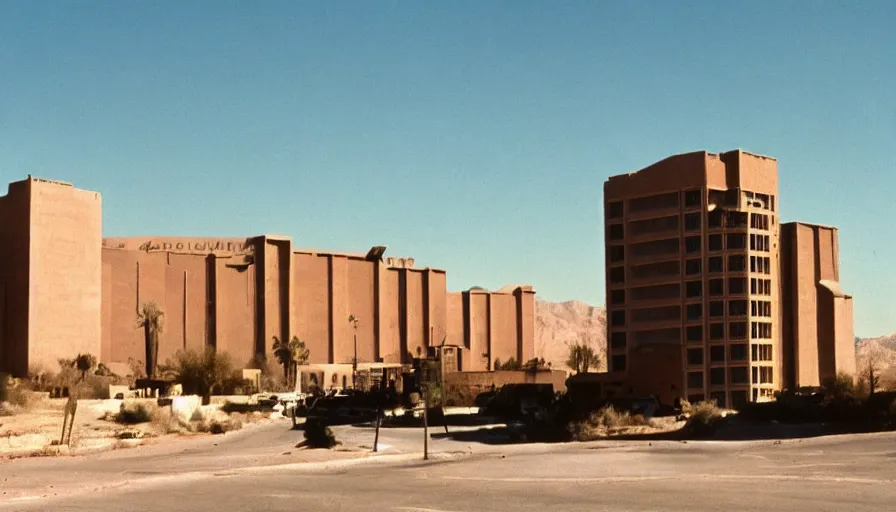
[2,424,895,511]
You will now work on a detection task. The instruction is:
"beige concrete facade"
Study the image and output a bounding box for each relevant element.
[0,179,535,378]
[0,177,102,376]
[780,222,855,389]
[603,150,853,407]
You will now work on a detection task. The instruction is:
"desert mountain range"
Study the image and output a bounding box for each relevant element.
[535,299,896,384]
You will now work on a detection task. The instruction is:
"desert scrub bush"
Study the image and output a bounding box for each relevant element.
[298,418,340,448]
[568,406,649,441]
[117,400,156,424]
[684,400,724,438]
[444,385,475,407]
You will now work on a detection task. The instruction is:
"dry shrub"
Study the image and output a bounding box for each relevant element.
[444,385,475,407]
[117,400,156,424]
[568,406,649,441]
[684,400,724,438]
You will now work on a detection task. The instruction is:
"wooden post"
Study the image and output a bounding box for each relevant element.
[373,404,381,452]
[422,363,429,461]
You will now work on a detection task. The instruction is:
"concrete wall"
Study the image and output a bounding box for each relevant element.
[445,369,568,399]
[780,222,855,389]
[2,178,535,377]
[30,180,103,372]
[0,181,32,376]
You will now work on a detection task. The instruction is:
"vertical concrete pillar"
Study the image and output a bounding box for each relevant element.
[206,255,217,349]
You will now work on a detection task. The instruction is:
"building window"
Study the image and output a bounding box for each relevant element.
[611,355,627,372]
[685,236,701,253]
[687,371,704,389]
[631,260,681,280]
[729,343,748,362]
[728,254,746,272]
[709,301,724,318]
[729,321,747,340]
[728,277,747,295]
[731,390,748,409]
[610,332,627,349]
[751,322,772,339]
[609,267,625,284]
[684,189,702,208]
[607,201,624,219]
[629,215,679,237]
[686,303,702,321]
[728,299,747,317]
[629,192,678,213]
[608,245,625,263]
[726,212,748,229]
[730,367,749,385]
[709,323,725,341]
[726,233,747,250]
[610,289,626,305]
[751,344,773,362]
[708,256,723,273]
[685,281,702,298]
[608,223,624,241]
[610,310,626,327]
[684,212,701,231]
[710,368,725,386]
[708,234,723,252]
[686,325,703,342]
[687,348,704,366]
[709,278,724,296]
[710,345,725,363]
[710,391,727,408]
[708,210,723,229]
[685,259,701,275]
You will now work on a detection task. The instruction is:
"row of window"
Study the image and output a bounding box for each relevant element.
[609,251,772,279]
[686,343,775,365]
[750,213,770,231]
[750,234,771,252]
[610,327,775,355]
[612,298,772,325]
[750,256,772,275]
[612,210,773,239]
[606,189,776,220]
[687,367,776,392]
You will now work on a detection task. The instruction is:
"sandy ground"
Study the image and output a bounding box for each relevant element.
[0,397,274,458]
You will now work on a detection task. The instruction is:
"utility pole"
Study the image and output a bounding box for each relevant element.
[349,315,359,389]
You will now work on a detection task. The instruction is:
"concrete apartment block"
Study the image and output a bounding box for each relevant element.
[0,177,102,376]
[1,178,535,377]
[603,150,854,407]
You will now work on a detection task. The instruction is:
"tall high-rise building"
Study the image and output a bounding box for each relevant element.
[603,150,781,408]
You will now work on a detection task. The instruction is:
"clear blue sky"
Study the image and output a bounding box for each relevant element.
[1,2,893,337]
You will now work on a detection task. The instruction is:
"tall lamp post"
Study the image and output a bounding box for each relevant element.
[348,315,359,389]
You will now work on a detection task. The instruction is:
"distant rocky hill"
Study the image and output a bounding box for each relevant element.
[534,299,607,373]
[856,334,896,387]
[534,298,896,386]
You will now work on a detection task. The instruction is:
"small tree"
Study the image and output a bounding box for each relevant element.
[164,347,236,404]
[137,302,164,379]
[74,353,98,381]
[860,348,885,395]
[567,343,600,374]
[272,336,310,389]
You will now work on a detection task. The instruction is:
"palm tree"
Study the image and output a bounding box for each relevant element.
[137,302,164,379]
[272,336,310,388]
[567,343,600,374]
